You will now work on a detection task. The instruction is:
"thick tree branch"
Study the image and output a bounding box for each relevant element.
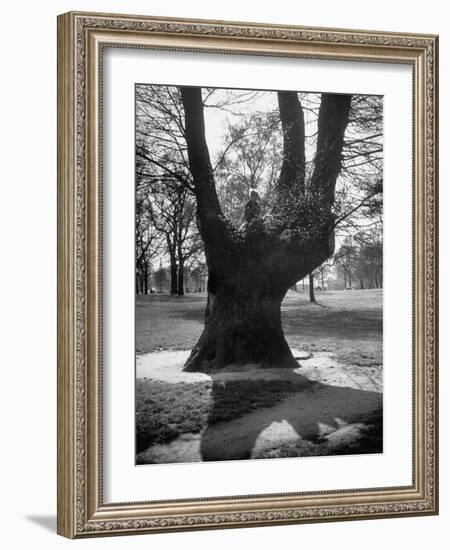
[277,91,306,197]
[180,86,236,254]
[310,93,352,209]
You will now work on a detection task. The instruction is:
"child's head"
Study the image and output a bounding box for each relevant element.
[249,190,259,201]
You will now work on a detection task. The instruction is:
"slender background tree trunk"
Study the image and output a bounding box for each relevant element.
[309,273,316,303]
[169,255,178,295]
[177,259,184,296]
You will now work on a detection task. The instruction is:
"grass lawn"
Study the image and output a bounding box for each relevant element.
[136,376,382,461]
[136,294,205,354]
[136,377,316,454]
[136,288,383,365]
[135,289,383,461]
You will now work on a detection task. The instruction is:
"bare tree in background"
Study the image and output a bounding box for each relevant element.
[135,193,162,294]
[136,85,202,295]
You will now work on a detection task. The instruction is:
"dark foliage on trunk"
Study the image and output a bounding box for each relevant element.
[180,86,351,371]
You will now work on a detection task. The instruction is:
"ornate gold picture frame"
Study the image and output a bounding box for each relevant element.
[57,11,438,538]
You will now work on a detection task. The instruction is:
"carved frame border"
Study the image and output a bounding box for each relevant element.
[57,11,438,538]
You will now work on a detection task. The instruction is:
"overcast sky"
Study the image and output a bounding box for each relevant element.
[202,87,319,165]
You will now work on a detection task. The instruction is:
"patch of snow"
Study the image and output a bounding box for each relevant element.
[136,348,382,392]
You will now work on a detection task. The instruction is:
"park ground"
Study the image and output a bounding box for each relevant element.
[136,289,383,464]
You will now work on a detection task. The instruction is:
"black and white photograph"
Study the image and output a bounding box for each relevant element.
[0,0,443,544]
[135,83,383,465]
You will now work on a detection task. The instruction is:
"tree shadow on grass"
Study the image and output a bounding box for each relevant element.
[200,372,382,462]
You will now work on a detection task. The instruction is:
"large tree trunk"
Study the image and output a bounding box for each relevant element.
[184,268,298,371]
[182,227,328,371]
[180,86,351,372]
[184,291,296,371]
